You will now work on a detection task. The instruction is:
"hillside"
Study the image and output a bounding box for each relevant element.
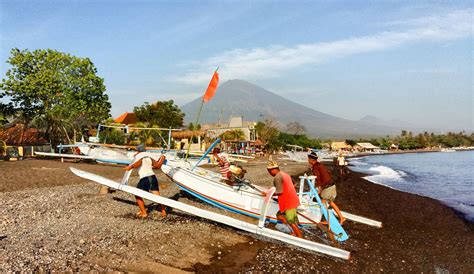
[181,80,401,138]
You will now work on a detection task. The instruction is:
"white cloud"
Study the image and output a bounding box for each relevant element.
[170,9,473,85]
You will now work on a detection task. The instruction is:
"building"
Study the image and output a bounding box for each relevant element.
[354,142,380,152]
[203,116,257,154]
[330,141,352,151]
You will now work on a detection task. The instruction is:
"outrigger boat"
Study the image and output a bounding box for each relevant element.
[70,145,381,259]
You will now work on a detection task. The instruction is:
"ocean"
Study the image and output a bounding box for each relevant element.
[348,150,474,222]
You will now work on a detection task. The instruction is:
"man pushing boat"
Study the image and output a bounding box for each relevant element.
[307,151,345,225]
[266,159,303,238]
[124,144,167,218]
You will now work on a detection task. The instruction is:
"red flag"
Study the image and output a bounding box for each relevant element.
[202,70,219,102]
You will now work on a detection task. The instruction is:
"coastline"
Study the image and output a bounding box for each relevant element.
[0,159,473,272]
[239,161,474,272]
[346,150,474,224]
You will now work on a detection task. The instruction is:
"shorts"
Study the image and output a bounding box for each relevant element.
[277,208,299,225]
[320,185,337,201]
[137,175,159,192]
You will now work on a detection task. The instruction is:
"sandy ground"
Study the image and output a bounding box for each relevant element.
[0,157,473,272]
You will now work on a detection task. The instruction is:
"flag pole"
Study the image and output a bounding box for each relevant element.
[185,67,219,160]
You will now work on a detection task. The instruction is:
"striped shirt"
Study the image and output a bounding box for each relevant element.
[217,153,231,179]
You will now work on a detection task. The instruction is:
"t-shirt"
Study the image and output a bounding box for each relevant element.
[312,162,332,187]
[138,157,155,179]
[272,172,284,194]
[217,153,230,178]
[337,156,345,166]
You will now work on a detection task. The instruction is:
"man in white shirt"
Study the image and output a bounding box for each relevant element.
[124,144,166,218]
[337,153,346,176]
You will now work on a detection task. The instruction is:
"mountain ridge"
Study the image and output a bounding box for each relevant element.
[181,79,403,138]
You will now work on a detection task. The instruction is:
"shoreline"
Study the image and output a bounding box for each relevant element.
[346,151,474,224]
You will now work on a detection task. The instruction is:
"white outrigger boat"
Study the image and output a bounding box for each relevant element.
[70,165,352,259]
[69,144,381,260]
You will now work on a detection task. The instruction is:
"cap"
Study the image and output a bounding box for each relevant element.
[136,144,146,152]
[308,151,318,160]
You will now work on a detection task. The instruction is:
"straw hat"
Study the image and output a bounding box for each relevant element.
[229,165,242,175]
[267,156,279,170]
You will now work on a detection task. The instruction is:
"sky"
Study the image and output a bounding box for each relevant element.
[0,0,472,131]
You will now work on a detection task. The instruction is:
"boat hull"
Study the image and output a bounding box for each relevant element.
[161,165,322,226]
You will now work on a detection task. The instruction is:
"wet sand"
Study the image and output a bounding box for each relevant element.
[0,157,473,272]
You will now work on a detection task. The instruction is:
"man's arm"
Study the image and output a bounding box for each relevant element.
[124,159,142,170]
[272,173,284,196]
[152,155,166,169]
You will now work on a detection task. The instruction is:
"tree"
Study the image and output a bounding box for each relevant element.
[221,129,246,141]
[286,121,306,135]
[345,139,357,146]
[134,100,184,129]
[256,118,281,152]
[0,48,111,144]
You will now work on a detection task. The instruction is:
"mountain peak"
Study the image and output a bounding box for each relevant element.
[181,80,400,138]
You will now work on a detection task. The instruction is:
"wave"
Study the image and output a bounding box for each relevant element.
[356,165,408,185]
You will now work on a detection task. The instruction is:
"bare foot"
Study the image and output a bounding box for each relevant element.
[339,218,346,225]
[161,210,167,217]
[136,212,148,218]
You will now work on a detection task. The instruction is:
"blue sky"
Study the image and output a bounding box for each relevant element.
[1,0,472,131]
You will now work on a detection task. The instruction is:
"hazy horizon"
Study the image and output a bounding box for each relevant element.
[1,1,472,131]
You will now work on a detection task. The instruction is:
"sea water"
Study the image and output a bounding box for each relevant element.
[348,151,474,222]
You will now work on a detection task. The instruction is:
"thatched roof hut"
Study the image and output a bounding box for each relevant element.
[171,130,206,140]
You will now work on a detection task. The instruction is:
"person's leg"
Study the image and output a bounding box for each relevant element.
[329,201,345,224]
[135,196,147,217]
[286,209,303,238]
[136,178,149,217]
[149,176,166,217]
[276,211,288,224]
[150,190,167,217]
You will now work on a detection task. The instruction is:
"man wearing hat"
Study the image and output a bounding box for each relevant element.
[307,151,345,224]
[124,144,167,218]
[267,159,302,238]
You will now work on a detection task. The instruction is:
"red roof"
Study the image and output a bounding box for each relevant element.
[114,112,137,125]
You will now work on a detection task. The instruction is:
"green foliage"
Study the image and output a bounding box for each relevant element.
[345,139,357,146]
[357,130,474,150]
[279,132,322,149]
[134,100,184,129]
[0,48,111,145]
[221,129,246,141]
[99,129,125,145]
[130,122,163,146]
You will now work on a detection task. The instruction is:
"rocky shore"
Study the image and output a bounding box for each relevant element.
[0,158,472,272]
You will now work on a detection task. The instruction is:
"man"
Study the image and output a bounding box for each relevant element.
[267,159,302,238]
[212,147,231,179]
[308,151,345,224]
[336,152,346,176]
[124,144,166,218]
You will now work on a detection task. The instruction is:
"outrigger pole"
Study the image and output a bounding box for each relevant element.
[70,167,351,260]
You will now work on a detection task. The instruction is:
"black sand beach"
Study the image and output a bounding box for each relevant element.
[0,158,473,272]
